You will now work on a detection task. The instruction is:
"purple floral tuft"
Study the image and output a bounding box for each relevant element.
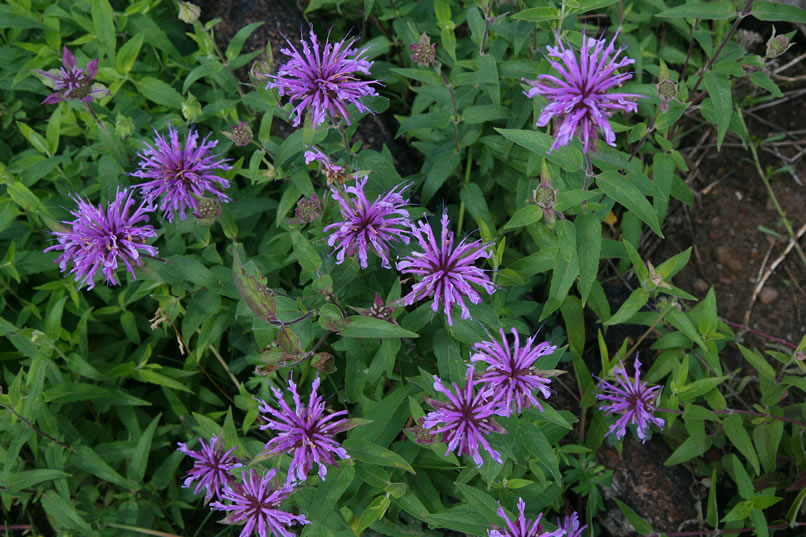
[422,368,506,467]
[396,211,496,326]
[210,468,310,537]
[324,175,411,269]
[304,147,350,185]
[596,357,665,442]
[257,374,351,485]
[557,512,587,537]
[44,188,157,290]
[471,328,557,417]
[488,498,565,537]
[132,126,232,222]
[265,28,380,128]
[176,436,241,502]
[36,46,109,104]
[523,30,643,153]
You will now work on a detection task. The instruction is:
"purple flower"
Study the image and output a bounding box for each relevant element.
[176,436,242,502]
[523,30,643,153]
[36,47,109,104]
[265,28,380,128]
[557,512,587,537]
[44,188,157,290]
[596,357,665,442]
[470,328,557,417]
[304,147,349,185]
[396,211,496,326]
[132,126,232,222]
[324,175,411,269]
[422,369,506,467]
[488,498,565,537]
[257,375,351,485]
[210,468,310,537]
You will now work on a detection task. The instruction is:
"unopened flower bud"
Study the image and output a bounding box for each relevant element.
[532,184,556,208]
[223,121,253,147]
[194,197,222,225]
[177,1,201,24]
[404,417,436,445]
[250,60,272,81]
[410,33,437,67]
[312,352,336,374]
[289,194,322,224]
[766,26,794,59]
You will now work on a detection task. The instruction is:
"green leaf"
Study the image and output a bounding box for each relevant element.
[43,383,151,406]
[226,22,264,60]
[454,483,501,525]
[728,454,754,499]
[512,7,559,21]
[495,128,583,172]
[41,491,94,533]
[46,104,61,155]
[678,376,727,401]
[72,445,135,490]
[597,171,664,237]
[737,344,775,382]
[290,231,321,271]
[723,414,760,476]
[613,498,653,535]
[92,0,116,61]
[518,422,561,484]
[722,500,753,522]
[503,205,543,230]
[657,1,737,19]
[340,316,419,339]
[342,439,415,474]
[604,288,649,326]
[707,467,718,527]
[17,122,50,155]
[135,77,184,109]
[541,246,579,321]
[703,72,732,151]
[7,469,69,492]
[183,61,224,93]
[575,212,601,305]
[132,368,194,393]
[302,464,354,534]
[665,436,707,465]
[116,32,144,75]
[232,248,277,322]
[356,494,391,534]
[749,71,783,97]
[752,1,806,22]
[129,414,160,483]
[0,6,45,28]
[389,68,443,85]
[753,420,783,474]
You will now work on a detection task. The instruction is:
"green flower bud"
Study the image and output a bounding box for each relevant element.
[177,1,201,24]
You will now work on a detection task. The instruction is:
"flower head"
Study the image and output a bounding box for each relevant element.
[305,147,350,185]
[422,369,506,467]
[324,175,411,269]
[210,468,310,537]
[470,328,557,417]
[410,33,437,67]
[176,436,241,502]
[36,47,109,104]
[488,498,565,537]
[257,375,351,485]
[44,188,157,290]
[265,28,380,128]
[132,126,232,222]
[523,30,643,153]
[557,512,587,537]
[223,121,254,147]
[396,211,496,326]
[596,357,665,442]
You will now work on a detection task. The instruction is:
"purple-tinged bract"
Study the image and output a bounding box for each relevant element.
[324,175,411,269]
[523,30,643,153]
[132,126,232,222]
[488,498,565,537]
[422,369,506,467]
[557,512,587,537]
[265,28,380,128]
[210,468,310,537]
[596,357,665,442]
[396,211,495,326]
[44,188,157,290]
[36,46,109,104]
[176,436,242,502]
[257,375,351,485]
[471,328,557,417]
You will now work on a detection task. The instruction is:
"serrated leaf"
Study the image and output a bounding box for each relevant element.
[752,1,806,22]
[597,171,664,237]
[343,439,415,473]
[749,71,783,97]
[495,128,583,172]
[116,32,144,74]
[512,7,559,21]
[703,72,732,150]
[340,316,419,339]
[290,231,321,271]
[135,77,184,109]
[503,205,543,230]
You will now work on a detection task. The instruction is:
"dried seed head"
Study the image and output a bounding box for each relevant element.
[223,121,253,147]
[194,197,222,225]
[250,59,272,81]
[410,33,437,67]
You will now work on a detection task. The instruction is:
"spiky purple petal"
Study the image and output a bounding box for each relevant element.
[488,498,565,537]
[36,46,109,104]
[596,357,665,442]
[176,436,242,502]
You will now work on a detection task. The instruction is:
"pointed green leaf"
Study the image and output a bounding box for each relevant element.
[342,439,415,474]
[597,171,663,237]
[703,72,732,150]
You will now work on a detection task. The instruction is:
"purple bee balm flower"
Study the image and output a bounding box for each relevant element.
[488,498,565,537]
[324,174,411,269]
[210,467,310,537]
[265,27,380,129]
[470,328,557,417]
[396,211,496,326]
[257,374,351,485]
[523,30,643,153]
[176,436,242,502]
[44,188,157,290]
[596,357,665,442]
[557,512,587,537]
[36,46,109,104]
[422,369,506,467]
[304,147,349,185]
[132,126,232,222]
